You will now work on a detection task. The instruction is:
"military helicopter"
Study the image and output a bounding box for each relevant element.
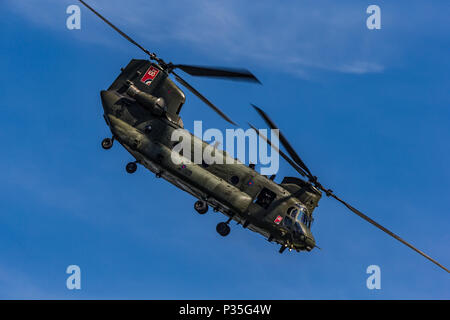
[79,1,449,272]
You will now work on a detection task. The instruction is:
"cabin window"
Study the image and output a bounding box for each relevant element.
[254,187,276,209]
[230,176,239,185]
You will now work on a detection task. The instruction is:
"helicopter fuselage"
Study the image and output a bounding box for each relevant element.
[99,59,320,252]
[78,0,450,271]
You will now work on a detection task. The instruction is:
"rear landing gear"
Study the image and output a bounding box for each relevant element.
[101,137,114,150]
[216,222,230,237]
[126,162,138,174]
[194,200,208,214]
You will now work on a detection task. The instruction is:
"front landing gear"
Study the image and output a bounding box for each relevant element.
[126,162,138,174]
[194,200,208,214]
[216,222,231,237]
[279,245,287,254]
[101,137,114,150]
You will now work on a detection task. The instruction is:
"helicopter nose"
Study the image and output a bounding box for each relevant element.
[294,231,315,251]
[305,237,315,251]
[302,230,316,250]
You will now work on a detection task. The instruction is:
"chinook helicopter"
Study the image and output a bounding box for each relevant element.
[79,1,449,272]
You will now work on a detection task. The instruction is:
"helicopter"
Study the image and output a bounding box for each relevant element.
[79,0,449,272]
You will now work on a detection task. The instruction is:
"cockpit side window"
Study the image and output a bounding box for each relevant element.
[283,216,293,228]
[294,222,302,233]
[287,207,298,218]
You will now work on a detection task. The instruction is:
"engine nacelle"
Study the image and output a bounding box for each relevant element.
[126,82,166,116]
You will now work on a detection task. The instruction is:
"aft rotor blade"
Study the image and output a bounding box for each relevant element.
[252,104,313,178]
[248,123,307,177]
[78,0,152,57]
[328,191,450,273]
[174,65,260,83]
[173,71,236,125]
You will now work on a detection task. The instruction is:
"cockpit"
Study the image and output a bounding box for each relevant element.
[282,204,313,234]
[279,203,316,251]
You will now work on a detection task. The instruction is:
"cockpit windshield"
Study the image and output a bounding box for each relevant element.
[295,204,313,228]
[283,204,313,230]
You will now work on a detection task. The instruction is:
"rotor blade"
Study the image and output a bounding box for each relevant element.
[248,123,307,177]
[328,191,449,273]
[78,0,152,57]
[174,65,260,83]
[173,71,236,125]
[252,104,313,178]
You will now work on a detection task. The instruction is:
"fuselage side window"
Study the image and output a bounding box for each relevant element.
[254,187,276,209]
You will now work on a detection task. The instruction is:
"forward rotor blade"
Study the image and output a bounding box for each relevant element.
[328,191,450,273]
[250,106,448,273]
[248,123,307,177]
[173,71,236,125]
[252,104,313,178]
[78,0,152,57]
[174,65,260,83]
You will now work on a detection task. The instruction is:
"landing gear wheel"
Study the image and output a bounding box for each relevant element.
[216,222,230,237]
[101,138,113,150]
[194,200,208,214]
[126,162,137,174]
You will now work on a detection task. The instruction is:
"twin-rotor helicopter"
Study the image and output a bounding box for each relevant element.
[79,0,448,273]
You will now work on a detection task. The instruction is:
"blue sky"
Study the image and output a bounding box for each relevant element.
[1,0,449,299]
